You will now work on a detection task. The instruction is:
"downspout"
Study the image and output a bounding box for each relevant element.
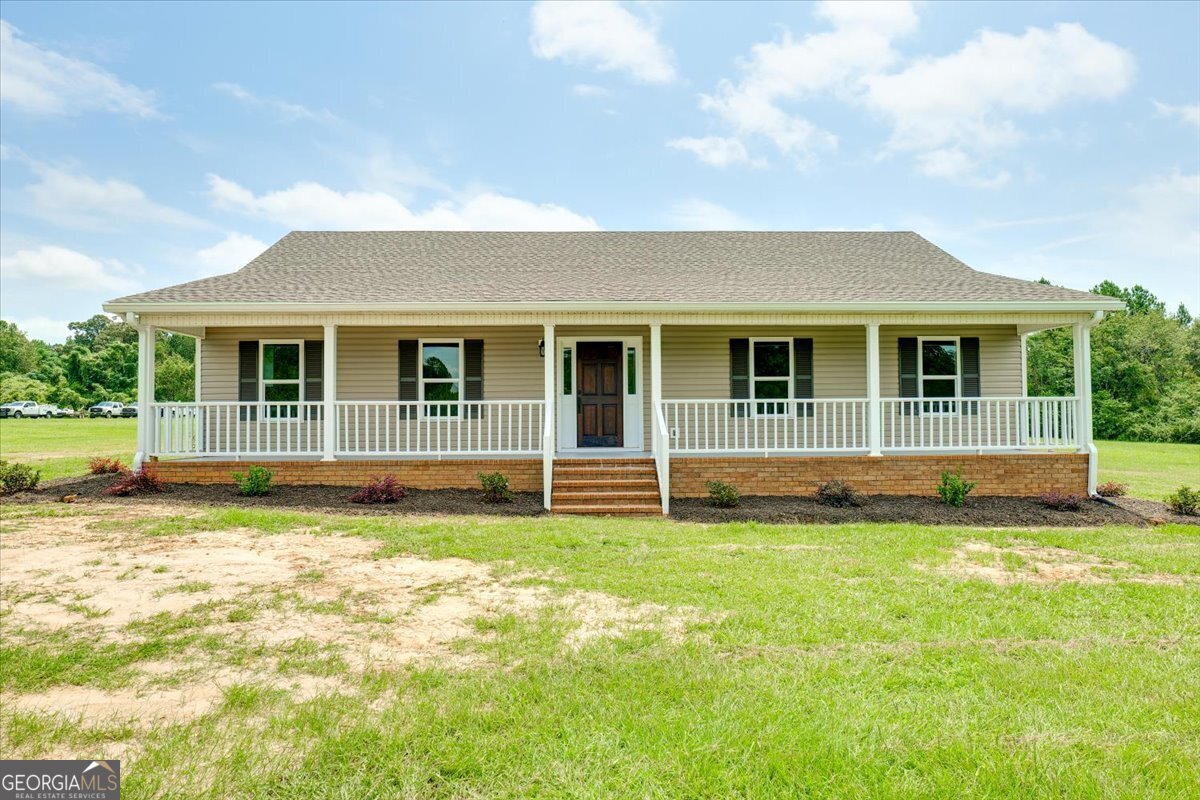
[1081,310,1104,497]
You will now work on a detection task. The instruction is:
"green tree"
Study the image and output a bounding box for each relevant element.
[0,321,39,374]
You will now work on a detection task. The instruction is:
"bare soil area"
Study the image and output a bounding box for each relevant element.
[930,540,1197,585]
[0,508,697,727]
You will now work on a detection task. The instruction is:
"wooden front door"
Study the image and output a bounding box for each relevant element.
[576,342,623,447]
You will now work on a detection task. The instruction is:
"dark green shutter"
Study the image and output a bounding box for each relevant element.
[898,337,919,416]
[238,340,258,421]
[960,336,980,415]
[304,340,323,421]
[398,340,418,419]
[729,338,749,418]
[464,339,483,419]
[793,338,814,417]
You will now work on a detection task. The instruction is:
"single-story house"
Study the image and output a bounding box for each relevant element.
[103,231,1121,514]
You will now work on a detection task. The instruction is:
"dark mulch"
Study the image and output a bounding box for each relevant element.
[5,473,545,517]
[1108,496,1200,527]
[671,494,1150,527]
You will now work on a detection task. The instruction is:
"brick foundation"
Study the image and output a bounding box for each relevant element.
[150,458,543,490]
[669,453,1088,498]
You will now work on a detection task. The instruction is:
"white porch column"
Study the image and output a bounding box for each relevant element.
[542,323,556,510]
[193,336,202,402]
[322,324,337,461]
[866,322,881,456]
[1073,320,1098,493]
[133,325,155,472]
[650,324,663,416]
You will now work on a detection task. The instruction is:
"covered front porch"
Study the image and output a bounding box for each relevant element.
[130,314,1099,513]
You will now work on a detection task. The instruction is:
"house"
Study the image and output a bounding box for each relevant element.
[103,231,1122,514]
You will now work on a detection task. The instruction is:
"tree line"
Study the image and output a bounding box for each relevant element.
[1,284,1197,442]
[0,314,194,411]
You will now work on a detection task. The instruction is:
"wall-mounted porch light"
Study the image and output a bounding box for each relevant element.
[538,339,545,358]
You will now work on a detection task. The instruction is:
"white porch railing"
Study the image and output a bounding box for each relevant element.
[662,399,870,454]
[652,403,671,513]
[151,402,325,457]
[335,400,546,456]
[880,396,1077,451]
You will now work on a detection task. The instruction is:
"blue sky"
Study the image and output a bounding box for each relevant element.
[1,0,1197,342]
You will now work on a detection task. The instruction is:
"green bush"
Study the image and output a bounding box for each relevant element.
[0,460,41,495]
[232,465,273,497]
[1166,486,1199,516]
[479,471,514,503]
[936,468,976,508]
[815,479,862,508]
[706,480,740,508]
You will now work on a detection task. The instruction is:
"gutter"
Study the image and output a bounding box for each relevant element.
[102,299,1127,315]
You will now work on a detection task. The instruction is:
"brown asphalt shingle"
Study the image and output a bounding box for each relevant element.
[106,231,1114,306]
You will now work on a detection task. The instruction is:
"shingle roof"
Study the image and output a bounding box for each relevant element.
[106,231,1116,308]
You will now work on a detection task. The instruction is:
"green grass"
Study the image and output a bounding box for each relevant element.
[4,505,1197,798]
[1097,440,1200,500]
[0,417,136,480]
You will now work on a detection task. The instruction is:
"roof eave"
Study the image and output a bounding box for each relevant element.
[103,298,1126,315]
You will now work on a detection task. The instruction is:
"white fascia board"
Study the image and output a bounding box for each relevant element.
[103,298,1126,315]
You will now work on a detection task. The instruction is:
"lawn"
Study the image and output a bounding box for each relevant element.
[1097,440,1200,500]
[1,504,1198,798]
[0,417,136,480]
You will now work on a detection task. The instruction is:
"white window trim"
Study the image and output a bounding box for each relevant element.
[418,338,465,417]
[749,337,793,418]
[917,335,960,415]
[259,340,304,417]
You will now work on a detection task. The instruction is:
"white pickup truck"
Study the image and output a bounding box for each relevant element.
[88,401,126,418]
[0,401,51,418]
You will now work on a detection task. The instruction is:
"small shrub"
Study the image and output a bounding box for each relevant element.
[232,465,273,497]
[936,468,976,508]
[1166,486,1200,516]
[478,471,514,503]
[0,460,41,495]
[88,456,125,475]
[102,468,164,497]
[706,480,740,508]
[349,475,407,504]
[815,479,862,508]
[1095,481,1128,498]
[1039,492,1084,511]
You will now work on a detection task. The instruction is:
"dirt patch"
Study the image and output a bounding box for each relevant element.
[1107,496,1200,526]
[0,510,700,727]
[672,494,1148,527]
[7,475,545,517]
[931,540,1195,585]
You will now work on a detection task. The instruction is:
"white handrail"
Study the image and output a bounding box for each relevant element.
[879,396,1077,451]
[652,403,670,514]
[661,398,870,454]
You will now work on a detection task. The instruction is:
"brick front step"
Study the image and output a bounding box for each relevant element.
[551,503,663,516]
[552,458,662,515]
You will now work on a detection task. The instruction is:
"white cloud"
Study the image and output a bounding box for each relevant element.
[24,162,205,230]
[213,82,336,123]
[665,136,763,168]
[0,20,158,117]
[865,23,1135,166]
[530,1,675,84]
[8,316,73,343]
[676,5,1134,183]
[1153,100,1200,128]
[666,199,761,230]
[1117,171,1200,264]
[1,245,139,294]
[207,175,600,231]
[195,232,269,276]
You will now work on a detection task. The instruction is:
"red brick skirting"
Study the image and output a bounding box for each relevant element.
[150,458,543,490]
[669,453,1088,498]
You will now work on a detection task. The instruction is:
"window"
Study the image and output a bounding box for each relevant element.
[261,342,301,418]
[626,347,637,395]
[562,347,572,395]
[919,337,959,414]
[751,339,792,415]
[420,341,462,416]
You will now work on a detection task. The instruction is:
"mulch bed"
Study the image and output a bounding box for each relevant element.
[7,474,1197,527]
[670,494,1153,527]
[5,473,546,517]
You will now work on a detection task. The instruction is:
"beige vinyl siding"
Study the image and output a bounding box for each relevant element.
[200,327,323,401]
[336,326,543,401]
[662,326,868,399]
[879,325,1023,398]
